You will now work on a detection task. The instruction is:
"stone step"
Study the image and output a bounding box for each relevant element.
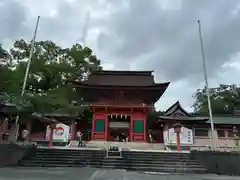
[32,155,196,162]
[107,157,197,162]
[122,153,191,157]
[122,155,192,159]
[34,152,105,156]
[18,148,207,174]
[37,147,103,150]
[24,159,204,169]
[103,159,201,165]
[35,150,105,153]
[20,162,101,168]
[33,154,105,158]
[122,155,193,160]
[100,163,205,169]
[102,162,203,167]
[23,159,103,164]
[27,159,200,166]
[23,160,204,170]
[30,157,104,162]
[27,156,101,160]
[31,156,196,163]
[115,166,207,173]
[21,162,206,173]
[122,151,191,155]
[36,149,105,153]
[34,152,106,156]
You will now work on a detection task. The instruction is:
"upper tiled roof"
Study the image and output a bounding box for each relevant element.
[84,70,155,86]
[164,101,194,117]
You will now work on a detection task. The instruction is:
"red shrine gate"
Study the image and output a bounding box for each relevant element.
[72,70,169,142]
[91,107,147,141]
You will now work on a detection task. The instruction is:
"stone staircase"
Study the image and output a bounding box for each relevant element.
[120,151,207,173]
[18,147,207,173]
[19,148,106,167]
[84,141,165,151]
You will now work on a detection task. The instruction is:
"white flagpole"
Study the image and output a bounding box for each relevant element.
[76,11,91,47]
[82,11,90,47]
[14,16,40,139]
[197,20,215,149]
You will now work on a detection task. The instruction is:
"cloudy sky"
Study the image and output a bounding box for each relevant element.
[1,0,240,112]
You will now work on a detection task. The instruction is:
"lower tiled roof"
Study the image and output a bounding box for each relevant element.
[208,117,240,124]
[158,115,240,125]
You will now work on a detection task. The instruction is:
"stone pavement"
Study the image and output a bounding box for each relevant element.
[0,167,239,180]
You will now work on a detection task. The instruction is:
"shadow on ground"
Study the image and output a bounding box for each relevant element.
[0,167,239,180]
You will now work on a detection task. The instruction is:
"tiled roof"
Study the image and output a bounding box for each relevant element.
[162,101,240,125]
[83,70,156,86]
[164,101,193,117]
[209,117,240,125]
[158,115,240,125]
[158,116,208,121]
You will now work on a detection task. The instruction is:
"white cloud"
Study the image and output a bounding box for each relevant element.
[2,0,240,113]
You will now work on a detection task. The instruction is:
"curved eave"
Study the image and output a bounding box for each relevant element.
[157,116,209,122]
[30,113,58,124]
[164,101,194,117]
[91,70,154,76]
[70,81,170,90]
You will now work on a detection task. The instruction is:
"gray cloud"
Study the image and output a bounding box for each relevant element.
[0,0,29,41]
[2,0,240,82]
[97,0,240,82]
[2,0,240,110]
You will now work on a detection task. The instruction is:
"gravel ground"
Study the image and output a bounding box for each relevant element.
[0,167,239,180]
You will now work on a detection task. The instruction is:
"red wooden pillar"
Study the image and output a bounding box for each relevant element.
[91,111,106,140]
[48,127,54,147]
[144,118,147,142]
[91,112,95,140]
[70,122,76,140]
[129,114,133,141]
[104,113,108,140]
[176,133,181,152]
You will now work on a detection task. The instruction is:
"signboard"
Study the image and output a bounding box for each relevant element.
[164,126,193,145]
[45,123,70,142]
[109,122,130,128]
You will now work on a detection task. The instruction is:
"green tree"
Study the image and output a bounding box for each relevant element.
[0,44,11,60]
[192,84,240,114]
[6,39,102,115]
[0,45,19,101]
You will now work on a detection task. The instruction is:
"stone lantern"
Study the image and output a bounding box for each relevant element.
[174,123,182,152]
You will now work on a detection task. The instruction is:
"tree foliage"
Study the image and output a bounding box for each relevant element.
[193,84,240,114]
[0,40,102,116]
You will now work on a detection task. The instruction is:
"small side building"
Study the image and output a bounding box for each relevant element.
[156,101,240,149]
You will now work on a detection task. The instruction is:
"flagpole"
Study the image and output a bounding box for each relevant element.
[197,20,215,149]
[14,16,40,139]
[76,10,91,47]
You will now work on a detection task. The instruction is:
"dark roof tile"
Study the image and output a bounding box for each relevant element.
[85,70,155,86]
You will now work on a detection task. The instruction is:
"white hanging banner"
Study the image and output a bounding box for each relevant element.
[45,123,70,142]
[164,127,193,145]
